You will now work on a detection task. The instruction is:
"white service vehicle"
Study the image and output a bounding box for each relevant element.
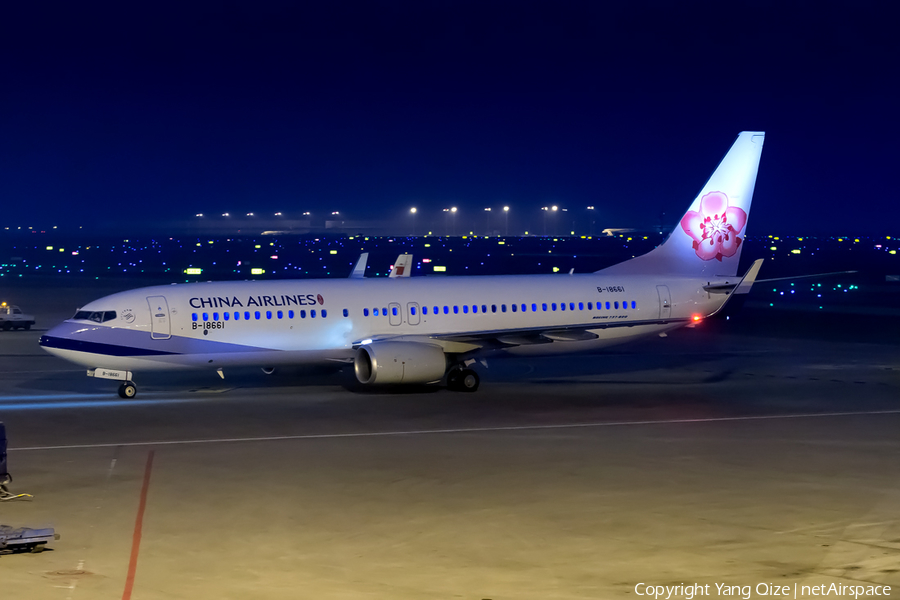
[0,303,35,331]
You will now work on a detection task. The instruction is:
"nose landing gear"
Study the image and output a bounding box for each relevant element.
[117,381,137,399]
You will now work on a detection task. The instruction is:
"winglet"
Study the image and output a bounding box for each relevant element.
[389,253,413,278]
[349,253,368,278]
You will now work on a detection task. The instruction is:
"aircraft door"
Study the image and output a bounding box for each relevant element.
[147,296,171,340]
[407,302,420,326]
[388,302,402,326]
[656,285,672,319]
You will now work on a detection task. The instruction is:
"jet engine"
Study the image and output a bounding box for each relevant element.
[354,342,446,385]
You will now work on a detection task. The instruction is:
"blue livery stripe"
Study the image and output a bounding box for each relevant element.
[39,336,178,357]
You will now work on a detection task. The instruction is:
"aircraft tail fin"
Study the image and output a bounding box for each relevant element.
[389,254,413,278]
[349,253,369,278]
[599,131,765,278]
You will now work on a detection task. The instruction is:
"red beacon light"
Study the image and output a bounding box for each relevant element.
[691,314,702,322]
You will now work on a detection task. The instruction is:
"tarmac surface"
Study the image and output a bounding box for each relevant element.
[1,283,899,599]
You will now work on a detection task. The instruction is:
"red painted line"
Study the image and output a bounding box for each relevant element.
[122,450,154,600]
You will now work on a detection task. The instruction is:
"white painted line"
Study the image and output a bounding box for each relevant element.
[9,409,900,452]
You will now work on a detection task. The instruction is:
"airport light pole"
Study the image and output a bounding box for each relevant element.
[409,207,417,236]
[503,206,509,236]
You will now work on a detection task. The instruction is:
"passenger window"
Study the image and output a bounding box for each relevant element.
[511,304,517,312]
[570,302,575,311]
[463,305,468,314]
[203,312,209,321]
[551,303,557,311]
[213,312,219,321]
[234,312,240,321]
[288,310,294,319]
[266,311,272,319]
[311,310,316,318]
[501,304,507,313]
[433,306,439,315]
[245,311,251,320]
[532,303,537,312]
[422,306,428,315]
[192,313,198,322]
[444,306,449,315]
[491,305,497,313]
[560,303,566,311]
[300,310,306,318]
[255,311,261,320]
[224,312,230,321]
[392,306,398,316]
[322,309,327,318]
[632,301,636,309]
[472,305,478,314]
[542,303,547,311]
[482,305,487,313]
[453,306,459,314]
[277,310,283,319]
[364,308,369,317]
[605,302,610,310]
[373,308,379,316]
[382,307,387,315]
[614,302,619,309]
[587,302,592,310]
[521,304,526,312]
[343,309,349,317]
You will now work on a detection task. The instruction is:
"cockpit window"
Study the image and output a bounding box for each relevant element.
[73,310,117,323]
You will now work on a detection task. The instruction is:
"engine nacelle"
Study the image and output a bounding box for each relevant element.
[354,342,446,385]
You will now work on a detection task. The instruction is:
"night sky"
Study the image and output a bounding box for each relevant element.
[2,2,897,234]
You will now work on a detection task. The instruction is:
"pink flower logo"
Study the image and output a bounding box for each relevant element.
[680,191,747,261]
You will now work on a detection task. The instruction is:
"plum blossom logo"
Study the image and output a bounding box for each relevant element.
[680,191,747,261]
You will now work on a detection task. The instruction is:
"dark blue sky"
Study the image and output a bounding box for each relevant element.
[1,1,896,234]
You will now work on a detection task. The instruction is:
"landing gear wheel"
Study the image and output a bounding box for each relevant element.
[459,369,480,392]
[118,381,137,399]
[261,367,276,375]
[447,368,480,392]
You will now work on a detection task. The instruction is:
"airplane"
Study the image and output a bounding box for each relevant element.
[40,131,766,398]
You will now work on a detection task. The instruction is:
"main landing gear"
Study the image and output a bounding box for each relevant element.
[446,368,480,392]
[117,381,137,399]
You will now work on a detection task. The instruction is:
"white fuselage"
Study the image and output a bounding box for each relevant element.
[40,272,720,372]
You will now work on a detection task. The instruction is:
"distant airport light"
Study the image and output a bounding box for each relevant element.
[552,267,560,272]
[770,246,777,251]
[451,207,457,213]
[329,250,337,254]
[251,268,265,275]
[222,213,230,217]
[46,246,53,250]
[498,241,505,245]
[791,249,801,254]
[303,212,311,216]
[433,266,447,272]
[484,207,491,211]
[254,245,261,249]
[270,255,278,259]
[410,207,417,214]
[275,212,282,216]
[331,211,340,215]
[587,206,595,210]
[184,268,203,275]
[551,206,558,211]
[503,206,509,212]
[422,258,431,263]
[424,243,431,247]
[247,213,254,216]
[196,213,203,217]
